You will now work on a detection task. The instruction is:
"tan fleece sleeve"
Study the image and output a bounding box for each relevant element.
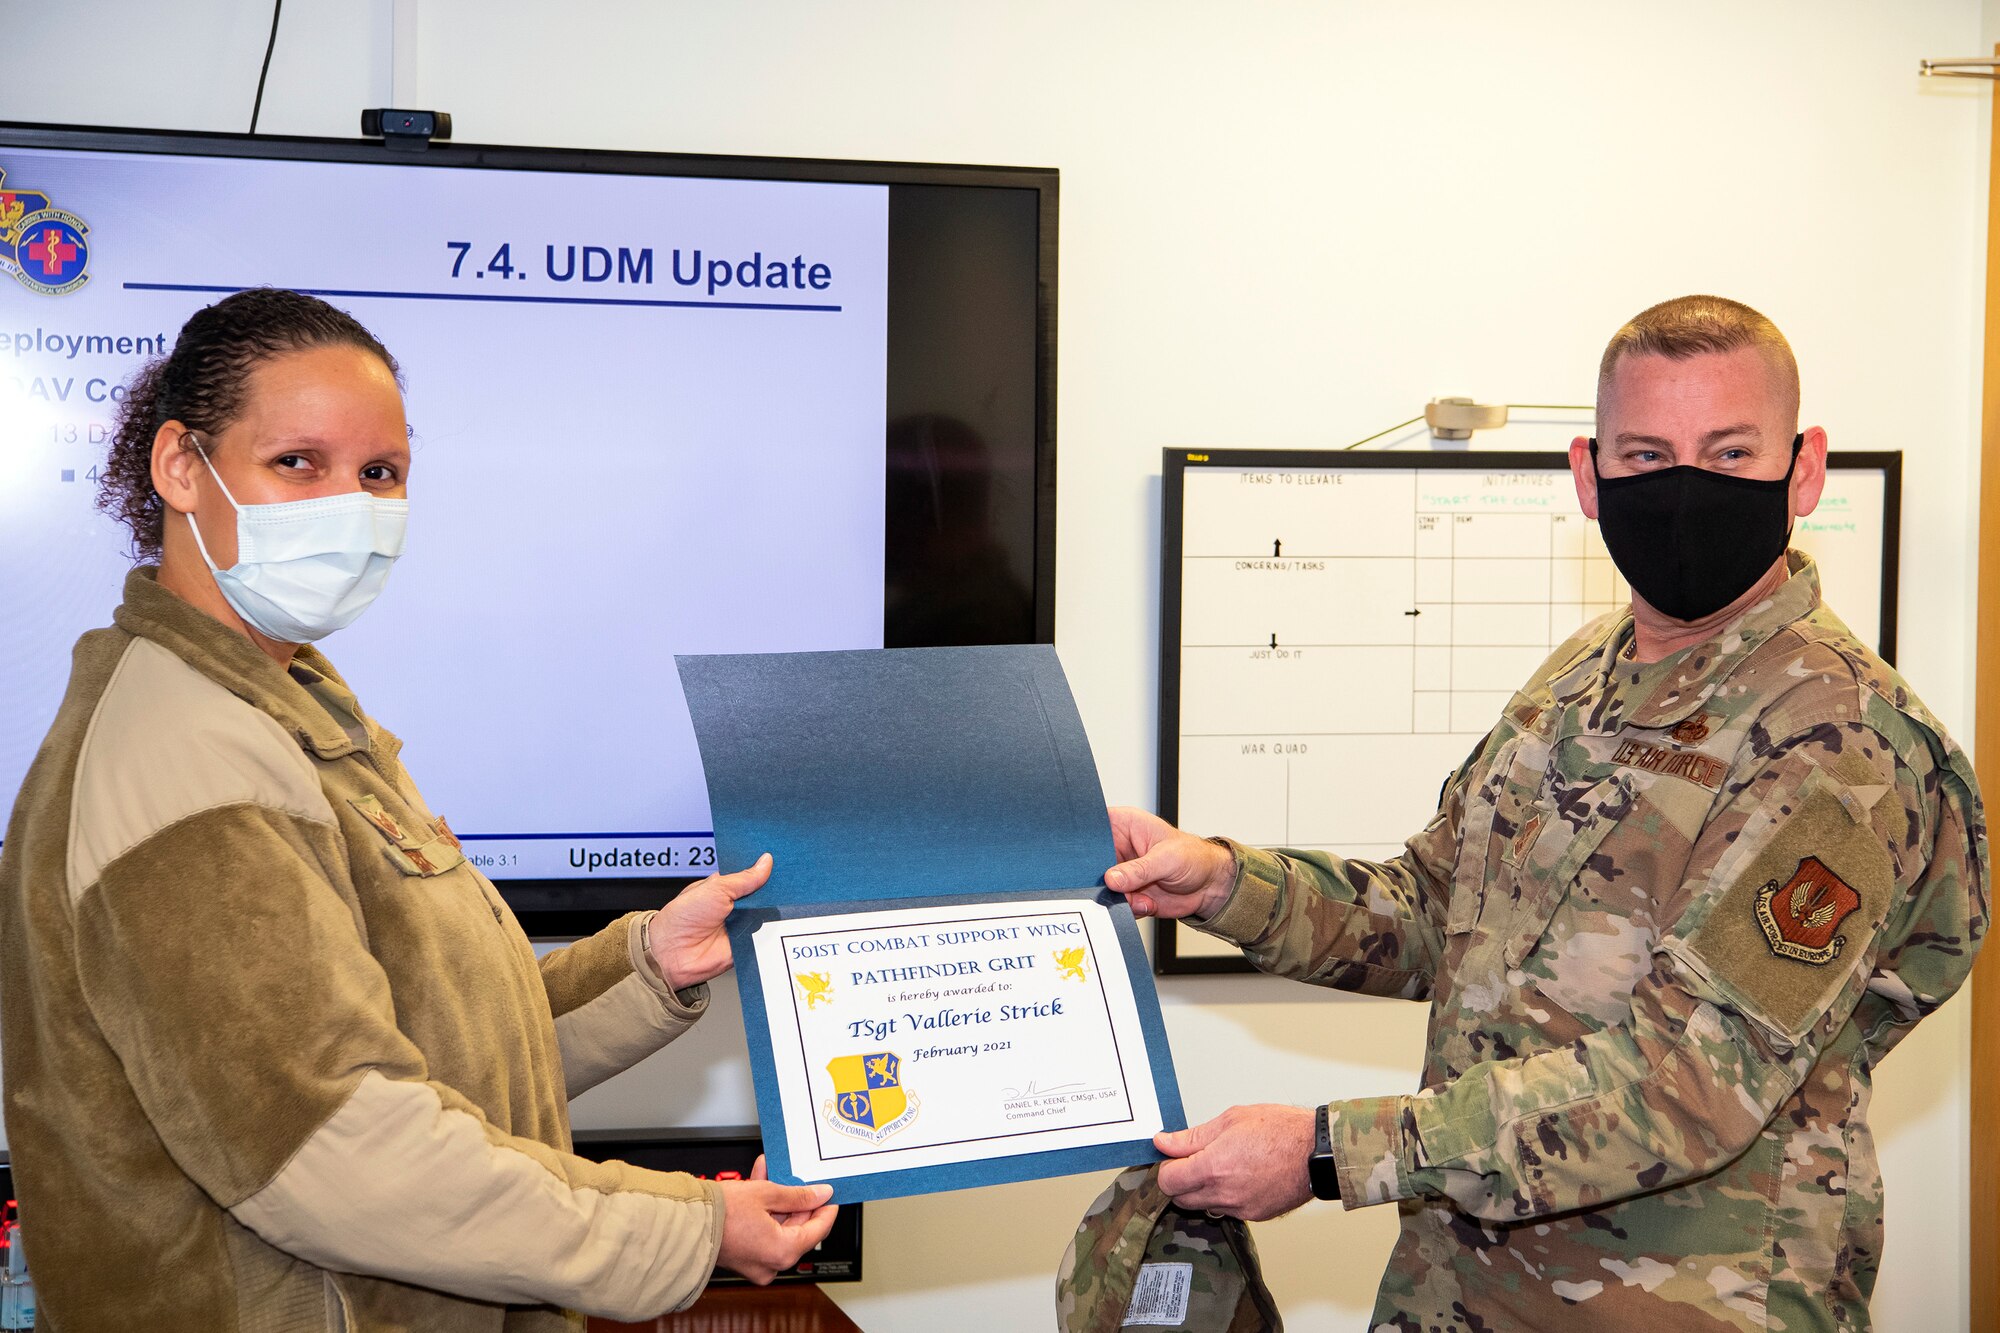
[541,912,710,1098]
[232,1071,723,1318]
[72,804,722,1317]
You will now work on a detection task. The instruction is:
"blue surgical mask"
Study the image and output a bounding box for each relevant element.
[184,444,409,644]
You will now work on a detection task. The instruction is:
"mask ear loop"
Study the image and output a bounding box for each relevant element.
[180,430,241,574]
[1777,432,1807,556]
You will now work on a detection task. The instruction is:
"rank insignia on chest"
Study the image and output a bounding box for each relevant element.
[1670,714,1714,745]
[350,792,408,844]
[1755,856,1861,965]
[347,793,466,879]
[1509,813,1543,865]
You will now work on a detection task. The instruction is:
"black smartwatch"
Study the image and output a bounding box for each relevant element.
[1308,1103,1342,1201]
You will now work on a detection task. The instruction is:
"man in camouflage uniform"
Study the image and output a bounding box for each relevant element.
[1104,295,1987,1331]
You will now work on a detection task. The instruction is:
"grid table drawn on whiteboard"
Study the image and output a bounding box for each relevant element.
[1156,449,1900,972]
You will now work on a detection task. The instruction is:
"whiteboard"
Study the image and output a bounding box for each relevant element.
[1154,449,1901,974]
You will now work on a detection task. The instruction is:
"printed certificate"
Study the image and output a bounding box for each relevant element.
[679,644,1186,1202]
[748,895,1168,1183]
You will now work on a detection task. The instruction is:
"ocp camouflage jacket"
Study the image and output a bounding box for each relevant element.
[1198,553,1987,1332]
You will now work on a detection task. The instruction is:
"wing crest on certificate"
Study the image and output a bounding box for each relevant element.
[677,646,1187,1202]
[826,1052,916,1143]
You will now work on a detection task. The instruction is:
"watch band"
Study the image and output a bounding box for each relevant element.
[1308,1103,1342,1202]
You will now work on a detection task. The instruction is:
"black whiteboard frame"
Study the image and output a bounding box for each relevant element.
[1153,447,1903,976]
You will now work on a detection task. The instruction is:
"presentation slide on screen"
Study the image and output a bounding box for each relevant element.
[0,146,889,877]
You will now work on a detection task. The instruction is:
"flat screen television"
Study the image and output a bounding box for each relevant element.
[0,123,1057,935]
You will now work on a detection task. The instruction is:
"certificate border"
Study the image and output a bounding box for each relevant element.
[728,885,1186,1203]
[779,907,1137,1162]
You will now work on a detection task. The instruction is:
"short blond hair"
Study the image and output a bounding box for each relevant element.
[1596,295,1800,434]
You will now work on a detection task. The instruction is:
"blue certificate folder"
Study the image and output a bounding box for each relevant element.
[676,644,1185,1203]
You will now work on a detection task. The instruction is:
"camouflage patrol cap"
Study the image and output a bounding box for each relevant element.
[1056,1164,1283,1333]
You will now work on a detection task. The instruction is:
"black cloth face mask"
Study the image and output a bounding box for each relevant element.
[1589,435,1802,623]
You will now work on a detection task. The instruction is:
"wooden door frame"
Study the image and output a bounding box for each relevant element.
[1972,40,2000,1333]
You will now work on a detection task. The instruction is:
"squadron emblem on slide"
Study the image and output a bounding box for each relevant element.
[825,1051,919,1144]
[0,166,92,296]
[1755,855,1861,966]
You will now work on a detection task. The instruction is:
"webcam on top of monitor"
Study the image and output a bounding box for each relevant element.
[361,109,453,151]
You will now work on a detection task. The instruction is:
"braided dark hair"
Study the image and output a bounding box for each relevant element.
[98,288,402,560]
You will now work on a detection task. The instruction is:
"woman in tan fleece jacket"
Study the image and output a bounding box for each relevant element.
[0,288,835,1331]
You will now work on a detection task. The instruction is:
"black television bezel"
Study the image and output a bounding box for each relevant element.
[1,121,1059,938]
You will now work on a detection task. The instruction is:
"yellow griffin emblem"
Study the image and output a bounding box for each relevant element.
[827,1052,906,1129]
[1054,946,1088,982]
[794,971,834,1009]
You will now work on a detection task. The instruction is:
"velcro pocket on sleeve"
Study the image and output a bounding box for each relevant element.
[1501,774,1630,969]
[1672,765,1895,1048]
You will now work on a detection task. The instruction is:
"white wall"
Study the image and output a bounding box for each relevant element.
[3,2,1991,1328]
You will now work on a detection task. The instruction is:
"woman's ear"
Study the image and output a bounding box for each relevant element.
[152,422,200,515]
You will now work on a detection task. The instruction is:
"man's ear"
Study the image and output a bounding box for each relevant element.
[1791,427,1829,520]
[1568,435,1599,520]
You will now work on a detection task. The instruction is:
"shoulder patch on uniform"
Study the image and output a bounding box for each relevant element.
[1754,857,1860,966]
[1674,767,1896,1046]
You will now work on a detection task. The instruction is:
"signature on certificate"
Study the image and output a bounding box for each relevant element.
[1002,1079,1087,1099]
[999,1079,1122,1122]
